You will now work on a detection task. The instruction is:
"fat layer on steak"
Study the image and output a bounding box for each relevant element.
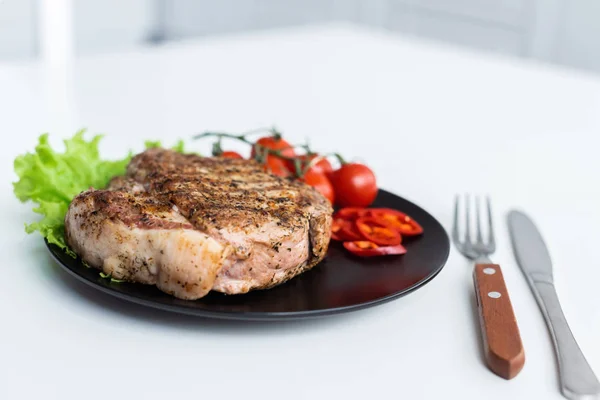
[64,148,333,300]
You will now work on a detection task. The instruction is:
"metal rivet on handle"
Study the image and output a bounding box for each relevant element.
[483,268,496,275]
[488,291,501,299]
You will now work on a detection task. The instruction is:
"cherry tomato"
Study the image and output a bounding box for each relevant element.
[343,241,407,257]
[355,217,402,246]
[251,136,296,178]
[287,154,333,176]
[302,169,334,204]
[368,208,424,236]
[264,156,291,177]
[220,151,243,159]
[334,207,370,220]
[250,136,296,159]
[330,163,378,207]
[307,155,333,176]
[331,218,363,241]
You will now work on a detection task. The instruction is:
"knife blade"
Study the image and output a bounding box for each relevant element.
[507,210,554,282]
[508,210,600,400]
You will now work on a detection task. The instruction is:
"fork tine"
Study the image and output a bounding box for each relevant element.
[487,196,496,250]
[475,196,483,244]
[452,195,460,243]
[464,194,472,244]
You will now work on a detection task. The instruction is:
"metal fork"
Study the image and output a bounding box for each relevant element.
[452,195,525,380]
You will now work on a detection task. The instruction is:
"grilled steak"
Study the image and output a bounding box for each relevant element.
[64,148,333,300]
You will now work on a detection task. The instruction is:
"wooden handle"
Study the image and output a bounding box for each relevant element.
[473,264,525,379]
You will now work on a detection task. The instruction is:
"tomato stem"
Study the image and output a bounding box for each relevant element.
[240,127,274,137]
[294,158,303,177]
[211,139,223,156]
[332,153,347,165]
[271,128,282,141]
[308,152,346,167]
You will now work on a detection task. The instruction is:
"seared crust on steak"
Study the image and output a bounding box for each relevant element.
[64,148,333,300]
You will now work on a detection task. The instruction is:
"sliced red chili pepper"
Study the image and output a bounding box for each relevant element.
[341,223,364,241]
[368,208,424,236]
[331,218,363,241]
[343,241,407,257]
[331,218,348,241]
[331,230,345,242]
[334,207,369,220]
[355,217,402,246]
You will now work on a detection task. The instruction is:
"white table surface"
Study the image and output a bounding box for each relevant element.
[1,24,599,400]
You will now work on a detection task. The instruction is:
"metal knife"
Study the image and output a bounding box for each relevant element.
[507,210,600,400]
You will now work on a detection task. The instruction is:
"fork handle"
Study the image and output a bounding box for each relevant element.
[473,263,525,379]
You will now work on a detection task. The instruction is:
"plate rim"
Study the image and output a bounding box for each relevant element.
[46,189,450,321]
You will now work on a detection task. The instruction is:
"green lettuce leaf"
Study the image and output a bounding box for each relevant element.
[13,130,132,253]
[145,139,186,153]
[13,130,189,255]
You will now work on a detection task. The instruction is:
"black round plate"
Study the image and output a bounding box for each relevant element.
[46,189,450,320]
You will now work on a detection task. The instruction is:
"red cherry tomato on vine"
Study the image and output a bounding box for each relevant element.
[220,151,243,159]
[287,154,333,177]
[329,163,378,207]
[264,156,292,177]
[251,136,296,178]
[301,169,335,204]
[250,136,296,159]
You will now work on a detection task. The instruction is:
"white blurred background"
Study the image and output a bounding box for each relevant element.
[1,0,599,74]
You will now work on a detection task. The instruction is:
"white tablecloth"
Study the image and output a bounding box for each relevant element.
[1,24,599,400]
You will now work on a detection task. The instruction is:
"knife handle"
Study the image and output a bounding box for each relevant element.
[473,264,525,379]
[529,279,600,399]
